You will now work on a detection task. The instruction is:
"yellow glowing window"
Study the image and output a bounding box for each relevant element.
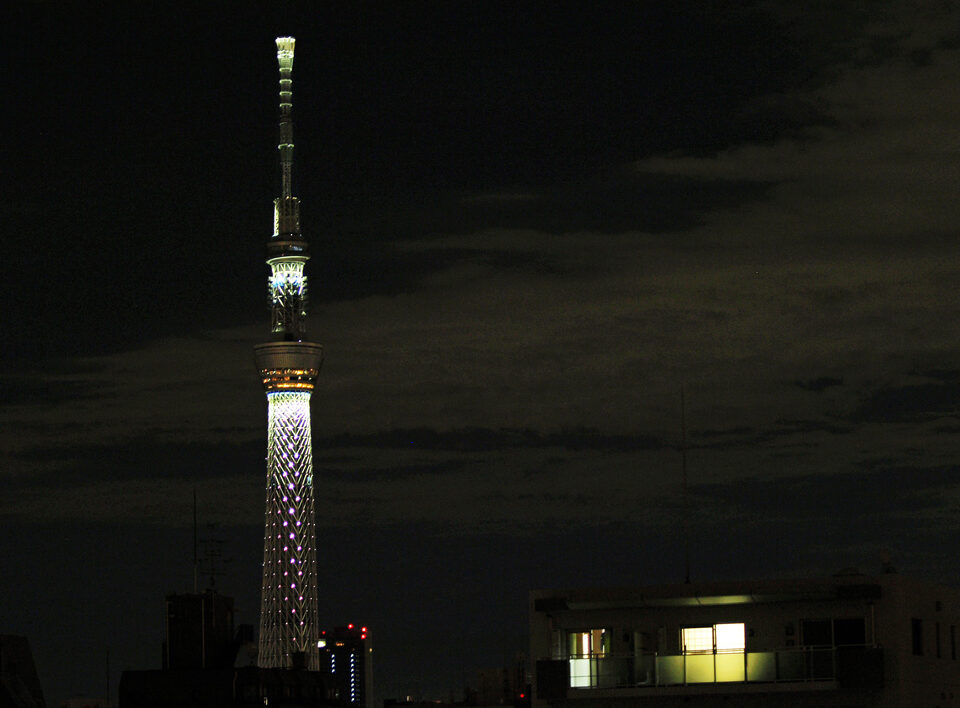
[715,623,745,652]
[682,627,714,654]
[682,623,745,654]
[567,629,609,689]
[567,629,608,657]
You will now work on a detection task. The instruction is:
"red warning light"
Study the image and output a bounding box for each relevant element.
[519,694,525,699]
[361,626,367,633]
[348,623,354,629]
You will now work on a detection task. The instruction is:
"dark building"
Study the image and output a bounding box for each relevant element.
[530,571,960,707]
[163,591,236,670]
[120,666,331,708]
[475,656,530,707]
[119,591,333,708]
[0,635,46,708]
[320,626,372,708]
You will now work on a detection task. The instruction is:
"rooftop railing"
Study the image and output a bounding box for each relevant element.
[559,645,877,690]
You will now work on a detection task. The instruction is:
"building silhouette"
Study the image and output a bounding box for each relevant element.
[319,626,373,708]
[0,635,46,708]
[254,36,324,672]
[119,590,336,708]
[118,596,380,707]
[530,570,960,707]
[475,655,529,708]
[119,665,330,708]
[163,591,236,670]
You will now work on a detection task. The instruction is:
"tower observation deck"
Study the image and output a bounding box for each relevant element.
[254,36,323,671]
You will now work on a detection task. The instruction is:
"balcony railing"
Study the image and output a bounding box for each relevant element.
[556,645,878,689]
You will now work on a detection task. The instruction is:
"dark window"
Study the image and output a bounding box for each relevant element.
[802,619,832,647]
[834,618,866,646]
[912,618,924,656]
[951,625,956,660]
[937,622,942,658]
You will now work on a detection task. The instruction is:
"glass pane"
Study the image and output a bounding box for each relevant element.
[715,623,745,652]
[834,617,865,646]
[778,649,805,680]
[682,627,713,654]
[715,652,745,682]
[657,655,684,685]
[590,628,607,656]
[746,651,775,682]
[802,619,832,647]
[685,654,715,683]
[568,629,607,657]
[808,647,834,679]
[569,658,591,687]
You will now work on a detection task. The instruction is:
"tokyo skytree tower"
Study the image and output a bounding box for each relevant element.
[254,36,323,671]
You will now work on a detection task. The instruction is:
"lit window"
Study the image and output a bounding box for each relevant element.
[681,623,745,654]
[715,623,745,652]
[567,629,610,688]
[682,627,714,654]
[568,629,608,657]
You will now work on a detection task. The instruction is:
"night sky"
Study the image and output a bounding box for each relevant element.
[5,1,960,704]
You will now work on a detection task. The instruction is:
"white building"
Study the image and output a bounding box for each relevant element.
[530,571,960,707]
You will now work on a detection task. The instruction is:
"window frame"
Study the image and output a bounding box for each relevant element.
[680,623,745,655]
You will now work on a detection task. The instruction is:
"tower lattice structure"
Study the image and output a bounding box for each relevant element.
[254,36,323,671]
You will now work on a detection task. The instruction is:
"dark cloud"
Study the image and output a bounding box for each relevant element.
[918,369,960,383]
[692,464,960,520]
[5,439,262,489]
[323,427,665,453]
[691,418,850,450]
[794,376,844,392]
[381,174,778,237]
[323,460,471,481]
[851,382,960,423]
[314,244,579,302]
[0,378,101,406]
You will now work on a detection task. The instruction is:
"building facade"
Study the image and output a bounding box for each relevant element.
[320,626,373,708]
[530,572,960,707]
[164,591,236,670]
[0,635,46,708]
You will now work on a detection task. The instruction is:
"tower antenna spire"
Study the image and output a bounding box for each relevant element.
[275,38,297,214]
[267,36,309,341]
[254,36,324,671]
[681,387,691,584]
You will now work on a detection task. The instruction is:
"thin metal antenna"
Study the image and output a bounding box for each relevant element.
[681,387,691,584]
[199,524,231,590]
[193,488,199,594]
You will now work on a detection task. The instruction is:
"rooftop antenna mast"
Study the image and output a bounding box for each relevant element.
[193,488,199,593]
[681,387,691,584]
[199,524,231,590]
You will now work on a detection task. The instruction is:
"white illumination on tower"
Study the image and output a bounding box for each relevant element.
[255,36,324,671]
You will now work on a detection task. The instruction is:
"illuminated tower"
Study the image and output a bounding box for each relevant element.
[254,36,323,671]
